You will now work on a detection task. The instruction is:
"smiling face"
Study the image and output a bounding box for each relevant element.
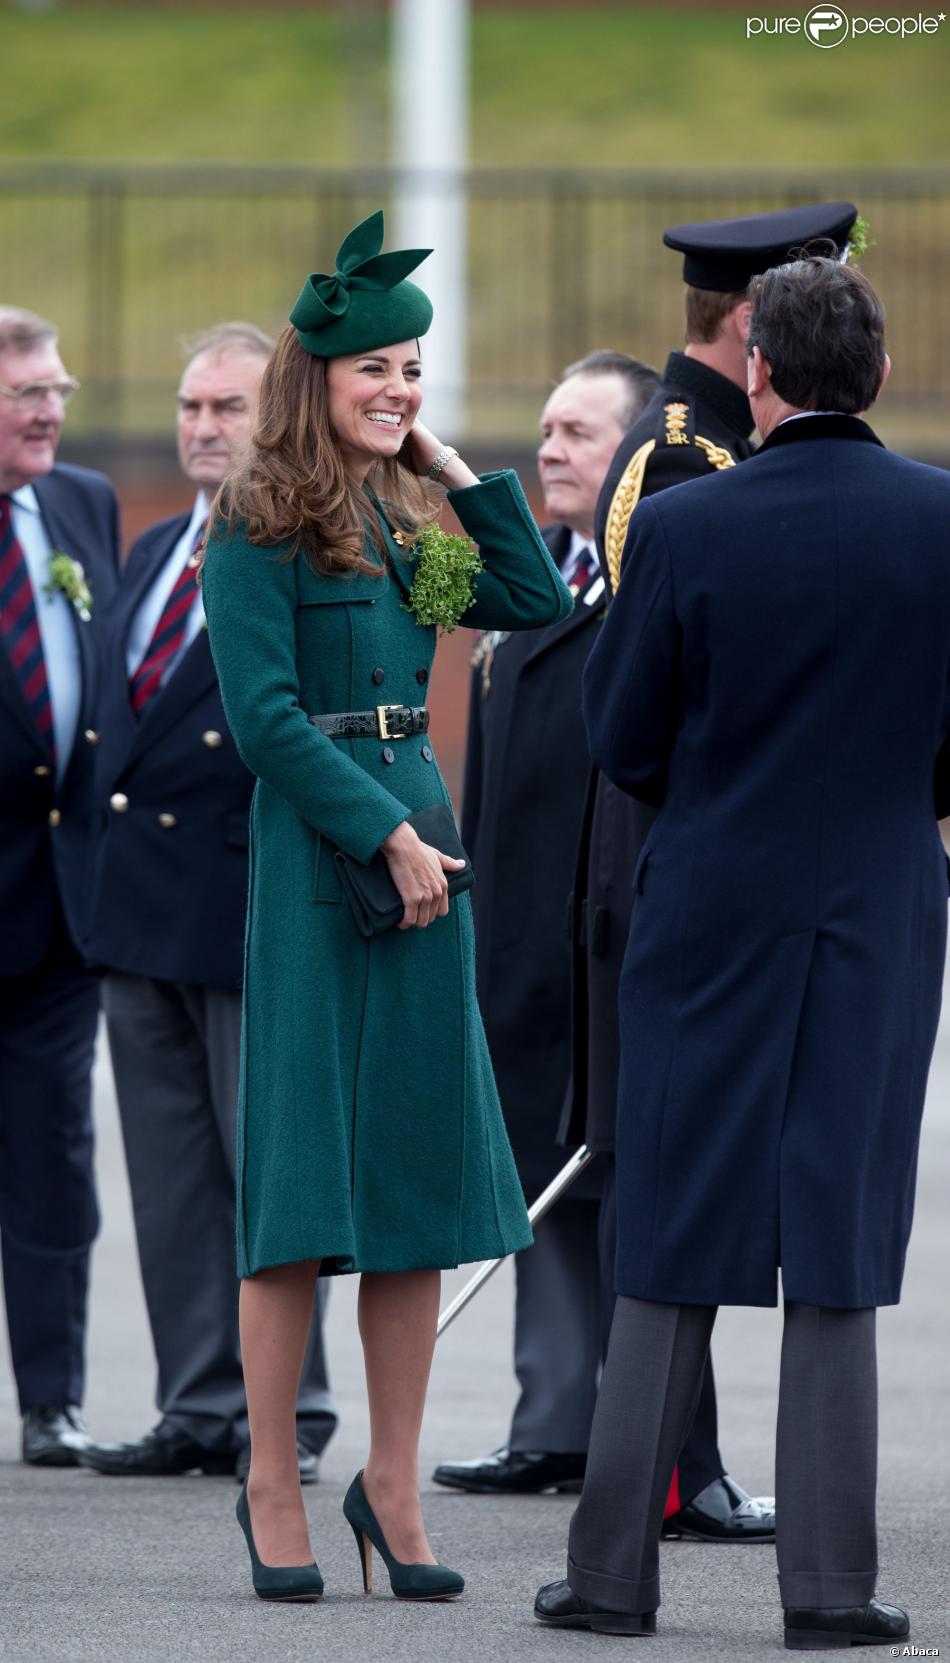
[325,341,422,480]
[176,347,266,490]
[537,372,630,538]
[0,339,70,492]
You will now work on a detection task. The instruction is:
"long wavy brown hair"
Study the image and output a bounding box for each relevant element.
[208,324,438,576]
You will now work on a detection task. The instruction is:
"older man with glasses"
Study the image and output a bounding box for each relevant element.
[0,305,120,1466]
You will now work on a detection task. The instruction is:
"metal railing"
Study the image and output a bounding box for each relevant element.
[2,163,948,450]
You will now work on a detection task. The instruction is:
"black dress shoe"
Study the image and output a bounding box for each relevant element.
[534,1580,657,1635]
[784,1599,909,1649]
[22,1405,91,1467]
[234,1440,319,1486]
[77,1418,235,1477]
[433,1446,586,1494]
[661,1474,775,1542]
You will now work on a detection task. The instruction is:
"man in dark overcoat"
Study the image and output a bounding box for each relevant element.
[434,351,658,1496]
[80,324,335,1481]
[560,200,858,1543]
[536,256,946,1649]
[0,305,120,1465]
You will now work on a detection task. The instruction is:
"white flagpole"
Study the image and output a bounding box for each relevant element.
[392,0,469,436]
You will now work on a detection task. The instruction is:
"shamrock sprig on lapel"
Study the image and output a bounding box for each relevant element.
[43,551,93,621]
[401,525,484,635]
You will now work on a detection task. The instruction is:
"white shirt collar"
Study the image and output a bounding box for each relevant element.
[566,527,598,566]
[190,491,211,528]
[10,484,41,514]
[778,411,848,426]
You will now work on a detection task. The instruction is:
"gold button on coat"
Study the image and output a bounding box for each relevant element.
[33,764,52,778]
[110,793,129,813]
[48,808,61,828]
[158,813,177,829]
[84,729,99,744]
[202,730,223,749]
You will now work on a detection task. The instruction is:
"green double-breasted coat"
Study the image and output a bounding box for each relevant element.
[201,471,572,1277]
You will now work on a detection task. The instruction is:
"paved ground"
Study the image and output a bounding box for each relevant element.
[2,1003,949,1663]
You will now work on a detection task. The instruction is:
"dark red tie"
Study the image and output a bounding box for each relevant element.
[563,543,597,594]
[130,526,204,714]
[0,494,54,755]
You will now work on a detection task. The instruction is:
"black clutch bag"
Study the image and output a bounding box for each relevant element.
[334,803,474,938]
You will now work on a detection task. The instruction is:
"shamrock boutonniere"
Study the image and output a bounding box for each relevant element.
[401,525,484,635]
[43,551,93,621]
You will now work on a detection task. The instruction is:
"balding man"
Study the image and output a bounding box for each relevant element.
[82,325,335,1481]
[0,305,120,1466]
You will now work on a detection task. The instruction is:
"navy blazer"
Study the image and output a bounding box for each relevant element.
[88,511,253,990]
[584,414,950,1309]
[0,464,120,976]
[462,524,604,1197]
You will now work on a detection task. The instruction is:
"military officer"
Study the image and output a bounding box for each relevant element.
[81,323,336,1481]
[0,305,120,1465]
[559,202,859,1542]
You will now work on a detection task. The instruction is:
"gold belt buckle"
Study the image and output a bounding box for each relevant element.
[376,705,408,740]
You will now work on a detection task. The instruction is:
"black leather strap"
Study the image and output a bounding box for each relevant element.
[309,705,430,740]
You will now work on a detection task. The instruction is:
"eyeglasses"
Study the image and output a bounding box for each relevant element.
[0,377,81,413]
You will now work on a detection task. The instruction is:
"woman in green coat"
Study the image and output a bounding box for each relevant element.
[201,213,572,1603]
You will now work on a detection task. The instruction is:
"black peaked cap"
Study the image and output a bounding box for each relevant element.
[663,201,858,293]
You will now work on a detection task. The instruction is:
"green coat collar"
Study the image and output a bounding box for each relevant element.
[365,491,416,599]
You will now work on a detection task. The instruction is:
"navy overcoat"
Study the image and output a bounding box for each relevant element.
[583,415,950,1309]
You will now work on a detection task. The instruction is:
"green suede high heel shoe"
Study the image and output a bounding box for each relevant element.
[235,1482,324,1602]
[342,1471,464,1601]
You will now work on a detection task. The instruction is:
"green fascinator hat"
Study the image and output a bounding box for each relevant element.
[290,210,433,358]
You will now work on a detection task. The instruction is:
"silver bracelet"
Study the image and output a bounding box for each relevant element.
[428,446,459,481]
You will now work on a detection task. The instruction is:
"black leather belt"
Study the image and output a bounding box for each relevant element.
[309,705,430,741]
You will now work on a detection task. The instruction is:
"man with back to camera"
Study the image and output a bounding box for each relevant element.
[0,305,120,1466]
[536,254,945,1650]
[435,350,769,1539]
[80,324,335,1482]
[559,201,859,1543]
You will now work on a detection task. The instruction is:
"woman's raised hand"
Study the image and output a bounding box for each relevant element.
[380,820,466,930]
[401,420,480,490]
[401,418,443,478]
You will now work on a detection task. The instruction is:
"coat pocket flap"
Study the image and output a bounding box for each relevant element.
[297,564,388,607]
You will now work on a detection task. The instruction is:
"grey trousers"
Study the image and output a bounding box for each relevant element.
[509,1197,605,1453]
[568,1296,878,1614]
[103,973,337,1455]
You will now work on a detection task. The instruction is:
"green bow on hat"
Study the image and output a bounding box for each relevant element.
[290,210,433,358]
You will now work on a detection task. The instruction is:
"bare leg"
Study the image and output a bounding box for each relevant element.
[241,1259,320,1566]
[359,1268,442,1564]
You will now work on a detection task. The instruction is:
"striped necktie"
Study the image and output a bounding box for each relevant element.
[129,524,205,714]
[562,542,597,594]
[0,494,55,756]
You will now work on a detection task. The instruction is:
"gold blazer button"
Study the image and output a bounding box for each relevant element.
[48,808,62,828]
[158,813,178,829]
[110,793,129,813]
[202,730,223,748]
